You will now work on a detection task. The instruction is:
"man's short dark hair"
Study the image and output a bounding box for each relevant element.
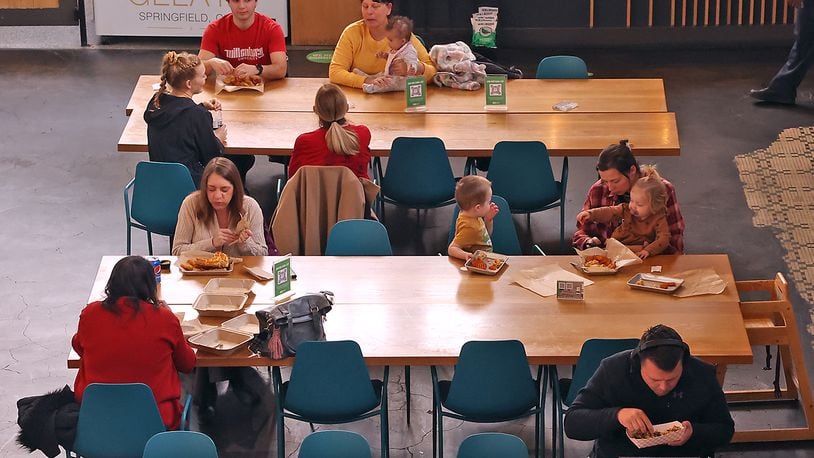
[638,324,685,371]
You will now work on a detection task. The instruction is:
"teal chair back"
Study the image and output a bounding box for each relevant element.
[72,383,166,458]
[325,219,393,256]
[535,55,588,79]
[486,141,568,248]
[299,430,372,458]
[381,137,456,208]
[447,195,521,255]
[445,340,538,420]
[124,161,195,254]
[457,433,528,458]
[143,431,218,458]
[284,340,381,421]
[564,338,640,406]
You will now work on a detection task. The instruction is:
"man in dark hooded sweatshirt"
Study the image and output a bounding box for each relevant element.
[564,324,734,457]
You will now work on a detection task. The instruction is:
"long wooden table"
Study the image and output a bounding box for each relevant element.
[119,110,680,157]
[126,76,669,116]
[69,255,751,368]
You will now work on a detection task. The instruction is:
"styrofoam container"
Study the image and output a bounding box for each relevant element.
[627,421,685,448]
[188,328,252,356]
[464,251,508,275]
[221,313,260,335]
[192,293,248,317]
[204,278,255,295]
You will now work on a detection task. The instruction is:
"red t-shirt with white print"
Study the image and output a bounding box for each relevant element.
[200,13,286,66]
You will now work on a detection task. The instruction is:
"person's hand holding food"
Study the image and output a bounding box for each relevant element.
[666,421,692,446]
[617,407,654,435]
[577,210,592,225]
[212,228,238,247]
[234,63,261,79]
[208,57,234,76]
[202,99,221,111]
[485,202,499,222]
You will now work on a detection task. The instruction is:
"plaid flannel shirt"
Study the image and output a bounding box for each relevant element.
[572,178,685,253]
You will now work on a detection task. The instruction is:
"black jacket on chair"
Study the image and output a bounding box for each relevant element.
[17,385,79,458]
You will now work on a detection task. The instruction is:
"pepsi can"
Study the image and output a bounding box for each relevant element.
[145,256,161,283]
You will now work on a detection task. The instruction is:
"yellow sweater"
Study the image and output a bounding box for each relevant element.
[329,20,436,89]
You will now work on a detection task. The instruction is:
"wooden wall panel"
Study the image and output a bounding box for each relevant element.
[0,0,59,8]
[290,0,361,46]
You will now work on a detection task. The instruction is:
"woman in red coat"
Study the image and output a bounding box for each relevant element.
[289,83,372,179]
[72,256,196,430]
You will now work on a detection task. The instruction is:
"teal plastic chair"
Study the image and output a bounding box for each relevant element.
[325,220,393,256]
[431,340,546,458]
[273,340,389,458]
[486,141,568,250]
[376,137,456,224]
[299,430,372,458]
[550,338,639,458]
[70,383,167,458]
[535,56,589,79]
[124,161,195,255]
[142,431,218,458]
[456,433,528,458]
[447,195,545,255]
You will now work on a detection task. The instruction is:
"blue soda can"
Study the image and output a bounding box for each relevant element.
[145,256,161,283]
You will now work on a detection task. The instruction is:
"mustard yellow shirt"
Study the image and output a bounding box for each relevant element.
[329,20,437,89]
[452,214,493,253]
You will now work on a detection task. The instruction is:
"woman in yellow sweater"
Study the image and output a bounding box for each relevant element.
[329,0,436,89]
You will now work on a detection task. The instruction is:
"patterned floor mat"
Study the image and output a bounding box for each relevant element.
[735,127,814,337]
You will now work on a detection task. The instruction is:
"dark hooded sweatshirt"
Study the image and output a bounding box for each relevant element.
[143,93,223,187]
[564,350,734,457]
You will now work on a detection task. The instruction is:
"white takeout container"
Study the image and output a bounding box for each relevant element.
[192,293,248,317]
[188,328,253,356]
[627,421,685,448]
[627,273,684,294]
[180,319,216,338]
[221,313,260,335]
[464,251,509,275]
[204,278,255,295]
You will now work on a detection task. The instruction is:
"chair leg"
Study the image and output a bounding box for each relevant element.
[126,225,132,256]
[169,234,174,254]
[382,366,390,458]
[405,365,411,425]
[438,410,444,458]
[146,231,153,255]
[432,389,438,458]
[526,213,531,231]
[560,203,566,252]
[273,367,285,458]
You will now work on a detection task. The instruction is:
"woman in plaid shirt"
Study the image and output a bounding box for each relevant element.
[572,140,685,253]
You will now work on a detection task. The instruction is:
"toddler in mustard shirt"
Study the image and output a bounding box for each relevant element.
[448,175,499,261]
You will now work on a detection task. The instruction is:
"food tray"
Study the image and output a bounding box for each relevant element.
[192,293,248,317]
[188,328,253,356]
[204,278,255,295]
[179,263,233,276]
[570,261,619,276]
[627,421,685,448]
[627,273,684,294]
[464,251,508,275]
[221,313,260,335]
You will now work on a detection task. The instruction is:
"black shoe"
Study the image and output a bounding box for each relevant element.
[198,405,216,424]
[750,87,796,105]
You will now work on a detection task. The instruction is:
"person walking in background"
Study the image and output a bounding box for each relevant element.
[751,0,812,104]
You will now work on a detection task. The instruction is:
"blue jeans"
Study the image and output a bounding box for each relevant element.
[766,1,814,96]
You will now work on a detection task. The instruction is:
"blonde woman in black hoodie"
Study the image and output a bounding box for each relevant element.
[144,51,254,187]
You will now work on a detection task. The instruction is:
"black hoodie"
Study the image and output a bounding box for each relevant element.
[143,93,223,187]
[564,350,734,457]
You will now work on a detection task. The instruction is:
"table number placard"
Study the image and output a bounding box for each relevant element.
[405,76,427,112]
[273,255,292,298]
[557,280,584,301]
[485,74,508,111]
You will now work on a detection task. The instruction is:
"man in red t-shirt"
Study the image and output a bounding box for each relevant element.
[199,0,287,81]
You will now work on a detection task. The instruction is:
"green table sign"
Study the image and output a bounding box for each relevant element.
[305,50,334,64]
[485,74,507,110]
[405,76,427,112]
[273,256,292,297]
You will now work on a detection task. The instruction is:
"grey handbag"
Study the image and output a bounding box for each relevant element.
[252,291,334,359]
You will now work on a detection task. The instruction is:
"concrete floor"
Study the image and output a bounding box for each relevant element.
[1,40,814,457]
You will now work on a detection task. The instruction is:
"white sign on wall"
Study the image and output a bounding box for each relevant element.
[94,0,288,37]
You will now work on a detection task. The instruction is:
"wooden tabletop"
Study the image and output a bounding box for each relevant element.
[70,255,751,368]
[118,110,680,157]
[126,76,669,116]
